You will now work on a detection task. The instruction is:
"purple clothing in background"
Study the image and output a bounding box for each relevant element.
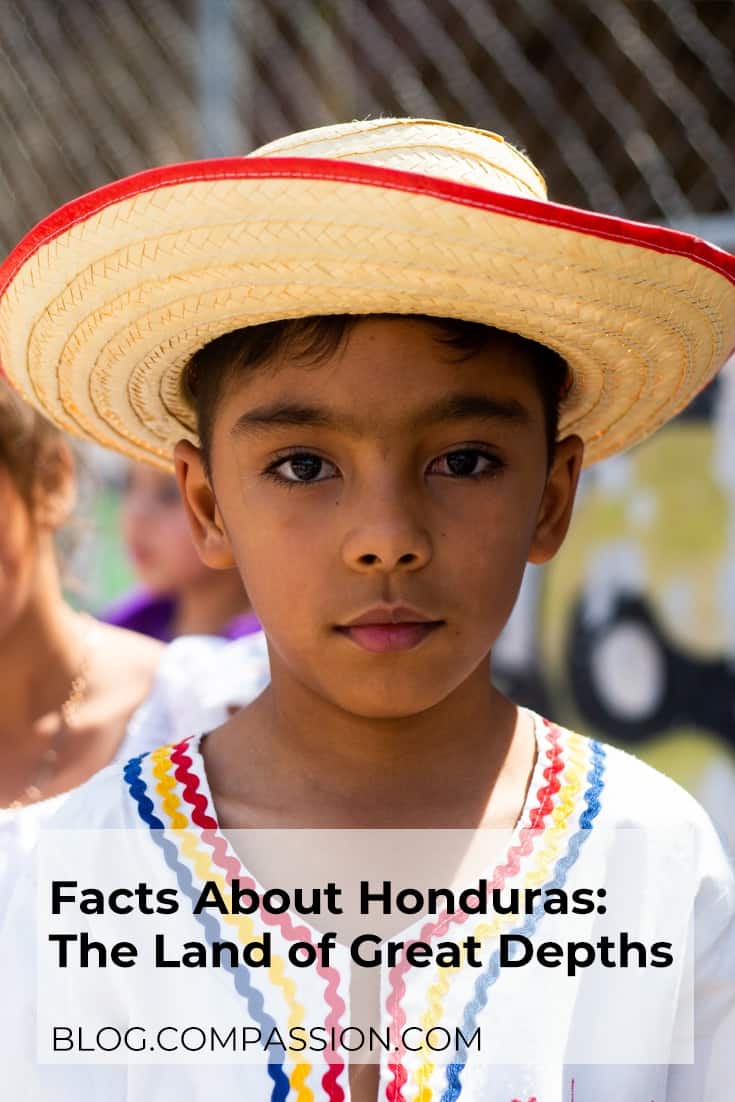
[102,590,260,642]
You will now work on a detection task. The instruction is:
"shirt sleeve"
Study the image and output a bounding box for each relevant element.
[667,817,735,1099]
[119,631,271,754]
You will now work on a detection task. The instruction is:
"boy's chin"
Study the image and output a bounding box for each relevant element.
[321,677,472,720]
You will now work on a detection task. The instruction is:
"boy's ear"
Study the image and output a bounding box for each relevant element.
[528,434,584,565]
[173,440,236,570]
[33,439,77,531]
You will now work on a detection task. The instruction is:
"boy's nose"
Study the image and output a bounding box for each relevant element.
[341,521,432,574]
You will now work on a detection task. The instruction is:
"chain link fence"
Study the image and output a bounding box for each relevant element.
[2,0,734,257]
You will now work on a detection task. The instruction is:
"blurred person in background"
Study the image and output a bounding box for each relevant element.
[0,381,271,909]
[0,382,163,815]
[104,462,258,641]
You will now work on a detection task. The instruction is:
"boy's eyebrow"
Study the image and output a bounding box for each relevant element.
[230,393,531,438]
[413,393,532,429]
[231,402,348,436]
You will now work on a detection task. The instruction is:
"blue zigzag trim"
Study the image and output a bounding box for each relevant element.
[440,739,607,1102]
[123,752,291,1102]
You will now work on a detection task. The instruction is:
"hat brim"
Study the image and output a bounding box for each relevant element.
[1,156,734,470]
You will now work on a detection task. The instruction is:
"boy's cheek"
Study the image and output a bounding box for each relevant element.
[232,553,321,637]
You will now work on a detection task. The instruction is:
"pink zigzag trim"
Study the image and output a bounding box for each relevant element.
[385,723,564,1102]
[169,738,347,1102]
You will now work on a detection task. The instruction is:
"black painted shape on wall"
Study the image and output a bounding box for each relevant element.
[567,593,735,747]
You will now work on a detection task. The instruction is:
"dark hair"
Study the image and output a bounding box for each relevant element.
[0,380,68,509]
[183,315,569,475]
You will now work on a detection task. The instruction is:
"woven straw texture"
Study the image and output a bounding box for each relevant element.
[1,118,734,471]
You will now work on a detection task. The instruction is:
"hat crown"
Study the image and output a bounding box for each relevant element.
[250,117,548,202]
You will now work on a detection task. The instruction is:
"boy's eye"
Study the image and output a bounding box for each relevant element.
[268,452,338,483]
[429,449,503,478]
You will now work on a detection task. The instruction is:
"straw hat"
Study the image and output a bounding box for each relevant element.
[1,117,734,470]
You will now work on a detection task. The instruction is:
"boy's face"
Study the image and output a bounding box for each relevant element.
[177,318,583,718]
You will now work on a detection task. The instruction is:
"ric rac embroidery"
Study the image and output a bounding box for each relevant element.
[124,749,291,1102]
[125,739,346,1102]
[437,739,606,1102]
[125,723,606,1102]
[385,720,566,1102]
[404,730,591,1102]
[166,738,347,1102]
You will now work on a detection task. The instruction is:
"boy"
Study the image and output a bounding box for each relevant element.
[0,118,734,1101]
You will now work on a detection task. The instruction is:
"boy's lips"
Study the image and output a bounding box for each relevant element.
[336,605,444,653]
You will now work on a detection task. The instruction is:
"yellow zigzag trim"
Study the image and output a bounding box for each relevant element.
[408,731,588,1100]
[150,745,313,1102]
